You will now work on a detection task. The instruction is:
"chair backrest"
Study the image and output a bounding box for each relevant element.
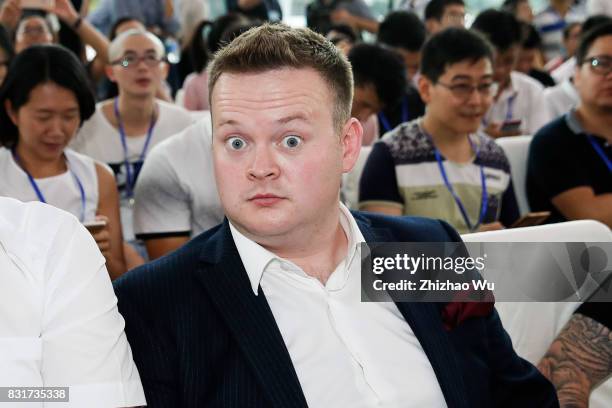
[341,145,373,210]
[462,220,612,408]
[175,88,186,107]
[496,135,532,216]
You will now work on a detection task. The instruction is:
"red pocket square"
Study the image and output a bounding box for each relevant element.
[441,291,495,331]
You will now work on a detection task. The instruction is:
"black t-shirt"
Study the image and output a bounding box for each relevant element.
[376,86,425,135]
[576,302,612,330]
[526,112,612,224]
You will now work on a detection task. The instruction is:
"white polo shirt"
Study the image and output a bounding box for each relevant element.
[544,78,579,120]
[133,115,224,239]
[483,71,552,136]
[0,198,145,408]
[229,203,447,408]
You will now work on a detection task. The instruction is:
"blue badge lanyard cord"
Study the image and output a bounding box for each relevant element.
[114,97,157,199]
[588,135,612,173]
[378,96,409,133]
[427,134,488,232]
[12,149,86,222]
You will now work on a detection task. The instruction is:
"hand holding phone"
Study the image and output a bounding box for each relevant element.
[500,119,522,135]
[510,211,550,228]
[83,219,107,234]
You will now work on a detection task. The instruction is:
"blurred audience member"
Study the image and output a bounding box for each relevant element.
[227,0,282,21]
[325,23,357,56]
[502,0,534,23]
[587,0,612,17]
[534,0,585,62]
[378,11,426,82]
[517,22,556,87]
[134,116,223,260]
[70,29,193,245]
[527,22,612,227]
[306,0,378,35]
[88,0,179,38]
[473,9,551,137]
[424,0,465,35]
[397,0,430,20]
[0,45,126,278]
[0,24,12,86]
[547,21,581,79]
[360,28,519,233]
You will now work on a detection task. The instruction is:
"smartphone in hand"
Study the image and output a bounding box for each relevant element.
[83,219,107,234]
[510,211,550,228]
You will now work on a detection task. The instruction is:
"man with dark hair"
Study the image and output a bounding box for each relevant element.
[527,22,612,228]
[424,0,465,34]
[517,22,556,87]
[472,9,551,137]
[360,28,519,233]
[378,11,426,81]
[306,0,378,35]
[114,23,556,407]
[347,42,407,124]
[534,0,585,62]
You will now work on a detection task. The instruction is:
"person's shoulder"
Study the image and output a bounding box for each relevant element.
[474,132,511,173]
[379,118,431,161]
[157,99,195,122]
[512,71,545,93]
[353,211,458,242]
[0,198,84,271]
[532,115,572,146]
[148,116,212,163]
[113,222,225,301]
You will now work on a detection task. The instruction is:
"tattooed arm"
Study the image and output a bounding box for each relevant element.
[537,313,612,408]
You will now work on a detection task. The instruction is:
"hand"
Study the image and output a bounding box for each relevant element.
[52,0,80,26]
[477,221,504,232]
[484,122,522,139]
[331,9,354,25]
[90,215,112,258]
[0,0,22,31]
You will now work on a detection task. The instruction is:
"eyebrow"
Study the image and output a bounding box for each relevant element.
[122,48,158,55]
[217,114,310,128]
[450,74,494,81]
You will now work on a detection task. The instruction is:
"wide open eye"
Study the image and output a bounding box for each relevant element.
[281,135,302,149]
[227,136,247,150]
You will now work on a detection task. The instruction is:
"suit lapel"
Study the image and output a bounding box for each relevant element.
[356,214,470,408]
[195,221,308,408]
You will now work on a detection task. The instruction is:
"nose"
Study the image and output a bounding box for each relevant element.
[247,144,280,181]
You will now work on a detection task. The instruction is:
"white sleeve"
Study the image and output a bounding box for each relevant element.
[133,144,192,238]
[42,216,146,407]
[587,0,609,15]
[526,85,552,135]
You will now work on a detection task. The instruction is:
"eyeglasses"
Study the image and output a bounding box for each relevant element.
[583,55,612,75]
[435,81,498,100]
[111,54,164,69]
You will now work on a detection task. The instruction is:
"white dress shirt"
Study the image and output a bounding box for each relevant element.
[0,198,145,408]
[483,71,552,136]
[229,203,447,408]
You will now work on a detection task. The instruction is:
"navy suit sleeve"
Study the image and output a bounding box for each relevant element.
[500,179,520,227]
[437,219,559,407]
[114,273,180,407]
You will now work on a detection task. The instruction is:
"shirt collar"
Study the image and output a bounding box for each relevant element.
[229,203,365,295]
[565,108,584,135]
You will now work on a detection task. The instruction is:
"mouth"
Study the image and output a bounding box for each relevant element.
[248,193,285,206]
[135,78,152,86]
[41,141,64,150]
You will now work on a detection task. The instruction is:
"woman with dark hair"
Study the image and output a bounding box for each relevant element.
[0,44,127,279]
[0,27,12,86]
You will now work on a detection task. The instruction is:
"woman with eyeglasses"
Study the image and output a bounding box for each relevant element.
[0,44,127,279]
[71,28,193,264]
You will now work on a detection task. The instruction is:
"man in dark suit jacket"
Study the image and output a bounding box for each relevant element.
[114,23,558,407]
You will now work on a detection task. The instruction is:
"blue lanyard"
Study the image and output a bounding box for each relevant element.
[12,150,86,222]
[505,93,517,122]
[114,97,157,198]
[378,96,409,133]
[424,132,488,232]
[588,135,612,173]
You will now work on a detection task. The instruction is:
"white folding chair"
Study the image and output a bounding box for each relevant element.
[495,135,532,216]
[462,220,612,408]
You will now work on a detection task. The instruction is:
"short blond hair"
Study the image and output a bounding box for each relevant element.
[208,23,354,132]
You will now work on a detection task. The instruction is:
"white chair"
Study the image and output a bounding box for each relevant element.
[341,145,372,210]
[462,220,612,408]
[496,135,532,216]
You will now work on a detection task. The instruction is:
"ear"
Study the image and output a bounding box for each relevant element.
[105,65,117,83]
[340,117,363,174]
[418,74,432,105]
[159,61,169,80]
[425,20,439,35]
[4,100,18,126]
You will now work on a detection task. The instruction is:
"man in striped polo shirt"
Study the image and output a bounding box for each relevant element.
[359,27,520,234]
